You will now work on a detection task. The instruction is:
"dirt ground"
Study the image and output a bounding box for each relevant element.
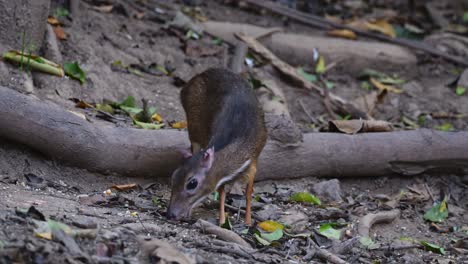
[0,0,467,263]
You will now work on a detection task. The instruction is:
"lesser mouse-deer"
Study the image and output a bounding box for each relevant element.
[167,68,267,225]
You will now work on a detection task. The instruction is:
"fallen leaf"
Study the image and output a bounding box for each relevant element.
[456,86,466,96]
[260,229,283,242]
[434,123,454,131]
[290,192,321,205]
[54,7,69,18]
[152,113,163,122]
[424,197,448,223]
[47,16,61,26]
[297,67,317,83]
[315,56,326,74]
[258,220,284,232]
[365,19,396,38]
[420,240,445,255]
[68,110,86,120]
[96,103,114,114]
[327,29,357,40]
[111,183,138,191]
[134,120,165,130]
[53,26,67,40]
[185,40,223,57]
[370,78,403,94]
[64,62,86,84]
[91,5,114,13]
[221,216,232,230]
[318,223,341,240]
[170,121,187,129]
[254,233,271,246]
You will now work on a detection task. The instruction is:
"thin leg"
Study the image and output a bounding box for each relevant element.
[218,185,226,225]
[245,164,257,226]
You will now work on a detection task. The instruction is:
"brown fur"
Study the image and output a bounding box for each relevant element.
[167,68,267,224]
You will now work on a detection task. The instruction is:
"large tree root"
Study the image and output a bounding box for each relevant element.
[0,86,467,180]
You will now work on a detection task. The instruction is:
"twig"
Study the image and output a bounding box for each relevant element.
[235,33,369,119]
[424,183,435,202]
[194,219,252,249]
[243,0,468,67]
[308,237,349,264]
[371,244,423,251]
[298,99,317,124]
[191,241,253,259]
[357,210,400,237]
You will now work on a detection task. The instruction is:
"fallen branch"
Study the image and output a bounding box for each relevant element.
[194,219,252,249]
[357,210,400,237]
[235,33,369,119]
[1,86,468,180]
[203,21,417,76]
[243,0,468,67]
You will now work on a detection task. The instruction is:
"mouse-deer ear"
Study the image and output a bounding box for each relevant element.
[178,148,192,159]
[201,147,214,168]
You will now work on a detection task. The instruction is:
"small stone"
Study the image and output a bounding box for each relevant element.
[312,179,343,203]
[72,217,97,229]
[255,204,281,220]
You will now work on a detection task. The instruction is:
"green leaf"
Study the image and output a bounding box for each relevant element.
[185,29,200,40]
[289,192,321,205]
[95,104,114,114]
[325,81,335,89]
[120,96,136,108]
[361,81,371,90]
[254,233,271,246]
[152,196,162,206]
[359,236,380,249]
[54,7,69,18]
[420,240,445,255]
[464,12,468,23]
[315,56,326,74]
[212,38,223,45]
[133,120,165,130]
[297,67,317,83]
[121,106,143,115]
[318,223,341,240]
[64,62,86,85]
[221,216,232,230]
[212,191,219,201]
[423,198,448,223]
[456,86,466,96]
[261,229,283,242]
[434,123,454,132]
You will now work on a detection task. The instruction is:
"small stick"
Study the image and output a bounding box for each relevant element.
[424,183,435,202]
[224,203,266,222]
[308,237,349,264]
[194,219,252,249]
[298,99,317,124]
[357,210,400,237]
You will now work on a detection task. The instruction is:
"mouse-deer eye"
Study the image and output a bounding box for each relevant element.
[186,178,198,190]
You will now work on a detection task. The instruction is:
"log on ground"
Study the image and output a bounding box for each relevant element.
[0,86,467,180]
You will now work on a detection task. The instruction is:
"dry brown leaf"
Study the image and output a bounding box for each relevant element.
[370,78,403,94]
[53,26,67,40]
[91,5,114,13]
[47,16,60,26]
[75,100,93,109]
[152,113,163,122]
[324,14,343,24]
[111,183,138,191]
[364,19,396,38]
[327,29,357,40]
[170,121,187,129]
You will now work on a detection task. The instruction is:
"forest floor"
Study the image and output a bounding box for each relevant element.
[0,0,467,263]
